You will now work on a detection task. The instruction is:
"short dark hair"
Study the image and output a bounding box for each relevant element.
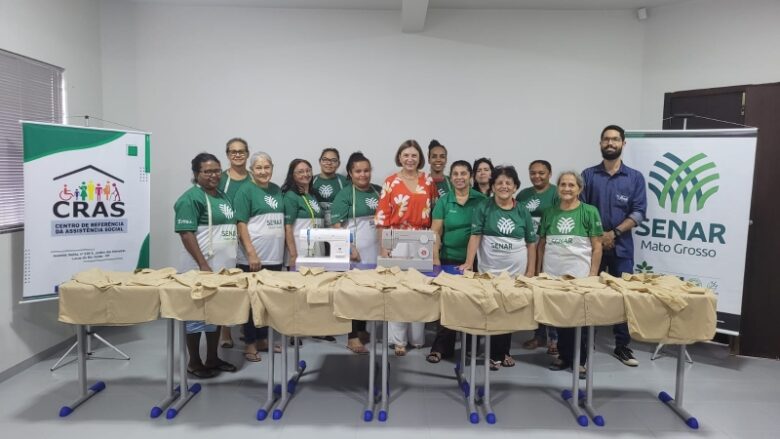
[428,139,447,156]
[225,137,248,153]
[320,147,340,161]
[529,160,552,173]
[190,153,220,183]
[601,125,625,141]
[490,165,521,189]
[281,158,315,195]
[345,151,371,181]
[394,140,425,169]
[449,160,472,175]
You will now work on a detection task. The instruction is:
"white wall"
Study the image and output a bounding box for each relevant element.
[640,0,780,128]
[0,0,103,373]
[100,1,645,269]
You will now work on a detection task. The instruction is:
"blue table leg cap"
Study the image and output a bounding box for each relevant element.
[577,415,589,427]
[658,391,673,403]
[298,360,307,369]
[561,389,573,401]
[272,409,283,420]
[593,415,605,427]
[90,381,106,392]
[578,389,586,400]
[378,410,388,422]
[274,384,282,395]
[59,406,73,417]
[189,383,201,394]
[477,387,485,398]
[469,412,480,424]
[486,413,496,424]
[287,381,297,394]
[363,410,373,422]
[686,417,699,429]
[257,409,268,421]
[150,407,163,418]
[166,408,178,420]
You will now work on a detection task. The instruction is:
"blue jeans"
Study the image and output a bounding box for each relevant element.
[600,253,633,347]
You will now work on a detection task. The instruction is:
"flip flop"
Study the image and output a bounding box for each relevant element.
[347,342,369,355]
[394,346,407,357]
[426,352,442,364]
[220,340,234,349]
[207,358,238,373]
[501,355,516,367]
[187,367,218,379]
[243,351,262,362]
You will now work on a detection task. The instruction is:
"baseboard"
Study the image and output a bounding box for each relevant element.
[0,336,76,384]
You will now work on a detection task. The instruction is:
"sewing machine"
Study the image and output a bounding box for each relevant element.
[295,228,351,272]
[376,229,435,272]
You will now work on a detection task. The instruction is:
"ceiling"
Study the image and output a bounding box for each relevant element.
[125,0,688,11]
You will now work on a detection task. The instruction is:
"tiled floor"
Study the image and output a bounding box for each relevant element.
[1,320,778,438]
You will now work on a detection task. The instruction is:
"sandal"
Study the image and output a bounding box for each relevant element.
[546,343,559,356]
[426,352,442,364]
[206,358,237,373]
[489,359,501,371]
[220,339,234,349]
[548,358,570,371]
[521,338,545,350]
[394,346,407,357]
[501,355,516,367]
[578,366,587,380]
[187,366,217,379]
[347,339,369,355]
[243,351,262,362]
[357,331,371,344]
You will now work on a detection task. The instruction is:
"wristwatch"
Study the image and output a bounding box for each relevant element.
[613,228,623,237]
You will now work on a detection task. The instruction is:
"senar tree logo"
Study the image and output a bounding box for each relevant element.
[264,195,278,210]
[556,217,575,234]
[318,184,334,199]
[496,217,515,235]
[525,198,541,211]
[649,152,720,213]
[219,203,234,220]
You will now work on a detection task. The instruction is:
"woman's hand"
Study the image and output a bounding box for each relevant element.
[248,255,262,272]
[350,244,361,262]
[379,247,390,258]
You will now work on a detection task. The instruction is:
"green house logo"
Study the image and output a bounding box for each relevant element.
[648,152,720,213]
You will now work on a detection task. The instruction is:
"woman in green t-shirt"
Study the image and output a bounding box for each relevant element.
[330,152,382,354]
[427,160,486,363]
[282,159,325,268]
[312,147,349,227]
[173,153,238,378]
[233,151,285,362]
[538,172,603,378]
[461,166,538,370]
[517,159,561,355]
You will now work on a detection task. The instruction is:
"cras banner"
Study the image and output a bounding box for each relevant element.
[22,122,150,300]
[624,129,757,333]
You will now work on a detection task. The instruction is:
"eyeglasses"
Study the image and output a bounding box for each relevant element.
[600,137,623,144]
[228,150,248,156]
[200,169,221,176]
[320,158,339,164]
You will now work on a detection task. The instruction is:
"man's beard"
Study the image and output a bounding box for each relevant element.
[601,147,622,160]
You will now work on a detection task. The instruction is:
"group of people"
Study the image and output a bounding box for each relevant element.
[173,124,647,380]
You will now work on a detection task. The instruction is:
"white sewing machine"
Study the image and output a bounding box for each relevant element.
[295,228,351,272]
[376,229,435,272]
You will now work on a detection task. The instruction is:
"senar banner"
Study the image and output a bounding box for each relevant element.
[22,122,150,300]
[624,129,757,333]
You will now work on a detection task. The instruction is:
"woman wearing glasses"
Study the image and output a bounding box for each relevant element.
[330,151,382,354]
[233,151,285,362]
[460,165,538,370]
[375,140,438,356]
[282,159,324,269]
[218,137,251,348]
[173,153,239,378]
[312,148,349,227]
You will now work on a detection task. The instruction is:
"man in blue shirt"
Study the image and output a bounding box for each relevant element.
[581,125,647,367]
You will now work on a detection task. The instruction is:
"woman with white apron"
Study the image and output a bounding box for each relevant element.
[460,165,538,370]
[330,152,382,354]
[540,172,603,378]
[173,153,239,378]
[282,159,325,269]
[233,151,285,362]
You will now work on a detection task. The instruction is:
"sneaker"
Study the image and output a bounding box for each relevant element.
[614,345,639,367]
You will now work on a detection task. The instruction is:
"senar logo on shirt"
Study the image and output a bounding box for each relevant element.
[365,197,379,210]
[496,217,515,235]
[309,199,321,213]
[264,195,279,210]
[525,198,541,211]
[556,217,575,234]
[219,203,234,219]
[318,184,334,199]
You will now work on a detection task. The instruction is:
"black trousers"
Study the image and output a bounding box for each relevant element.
[557,327,587,367]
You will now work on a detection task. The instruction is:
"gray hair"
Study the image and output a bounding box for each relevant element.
[557,171,585,190]
[248,151,273,168]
